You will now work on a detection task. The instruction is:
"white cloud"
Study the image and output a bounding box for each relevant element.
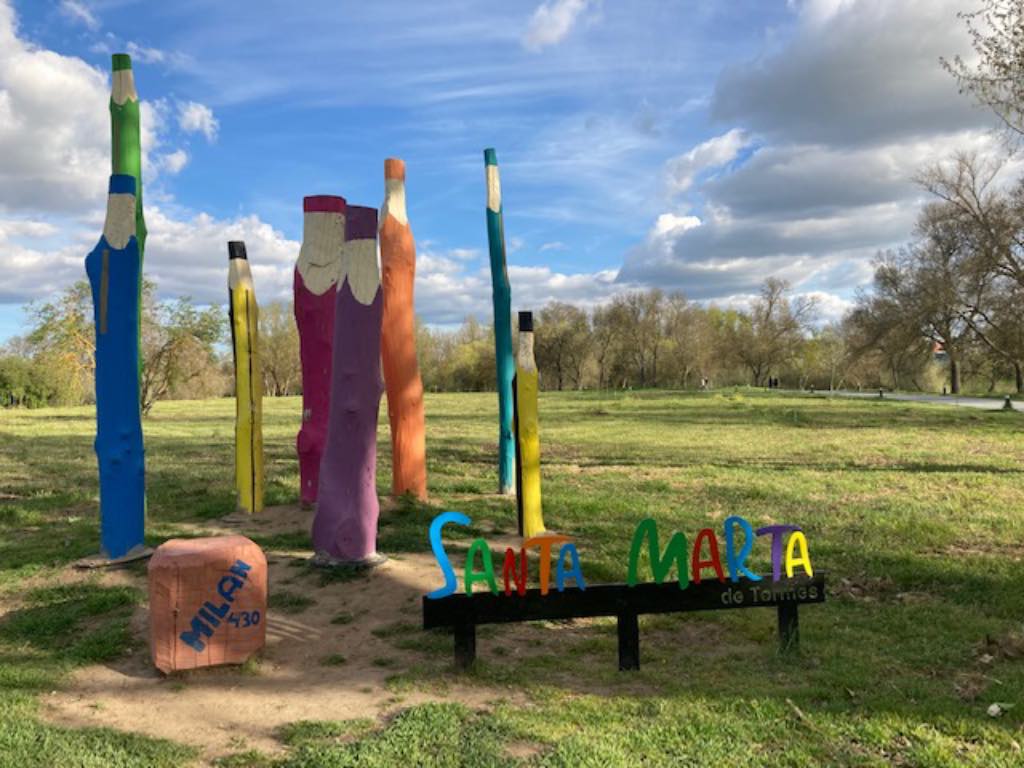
[797,290,853,324]
[0,219,58,240]
[0,2,186,215]
[0,4,110,213]
[414,251,626,326]
[59,0,98,31]
[651,213,701,239]
[788,0,859,26]
[126,41,166,64]
[713,0,981,145]
[665,129,749,192]
[539,241,567,252]
[522,0,594,52]
[0,0,640,331]
[155,149,189,176]
[0,0,242,320]
[619,0,1008,320]
[0,204,299,308]
[143,207,296,303]
[177,101,219,142]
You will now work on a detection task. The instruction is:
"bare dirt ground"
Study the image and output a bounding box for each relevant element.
[41,504,522,762]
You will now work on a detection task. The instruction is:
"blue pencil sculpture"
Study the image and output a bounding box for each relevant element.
[86,174,146,560]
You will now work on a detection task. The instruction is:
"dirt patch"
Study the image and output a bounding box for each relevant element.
[40,503,739,762]
[42,504,515,762]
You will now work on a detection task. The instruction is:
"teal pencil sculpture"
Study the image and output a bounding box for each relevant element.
[484,148,515,495]
[86,175,145,560]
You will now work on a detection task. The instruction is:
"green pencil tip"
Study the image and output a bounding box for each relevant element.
[112,54,132,71]
[484,148,498,166]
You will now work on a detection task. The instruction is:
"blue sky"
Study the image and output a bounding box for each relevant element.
[0,0,1007,341]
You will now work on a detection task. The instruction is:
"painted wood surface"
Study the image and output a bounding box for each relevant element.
[514,311,545,537]
[423,575,826,670]
[312,206,384,562]
[379,158,427,499]
[228,241,264,514]
[294,195,346,506]
[86,175,145,559]
[484,148,516,495]
[110,54,146,378]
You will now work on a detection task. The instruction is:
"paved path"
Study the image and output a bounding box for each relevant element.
[801,389,1022,412]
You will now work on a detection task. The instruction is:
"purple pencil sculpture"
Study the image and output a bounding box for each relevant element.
[311,205,386,567]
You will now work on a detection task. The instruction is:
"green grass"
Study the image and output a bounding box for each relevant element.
[2,390,1024,766]
[268,591,316,614]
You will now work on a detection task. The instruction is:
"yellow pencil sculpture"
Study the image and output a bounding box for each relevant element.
[514,311,545,537]
[228,241,264,514]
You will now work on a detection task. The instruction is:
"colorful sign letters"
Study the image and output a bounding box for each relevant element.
[426,513,814,600]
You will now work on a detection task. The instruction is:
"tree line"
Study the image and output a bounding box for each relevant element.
[2,0,1021,407]
[3,164,1021,405]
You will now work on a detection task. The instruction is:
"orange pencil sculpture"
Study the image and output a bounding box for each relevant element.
[379,158,427,499]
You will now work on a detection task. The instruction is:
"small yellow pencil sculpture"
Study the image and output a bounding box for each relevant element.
[228,241,264,514]
[514,311,545,537]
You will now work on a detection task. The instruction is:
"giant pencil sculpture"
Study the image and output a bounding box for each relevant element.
[380,158,427,500]
[86,175,145,560]
[228,241,264,515]
[294,195,346,507]
[312,206,385,566]
[514,311,545,537]
[484,148,516,495]
[110,54,146,374]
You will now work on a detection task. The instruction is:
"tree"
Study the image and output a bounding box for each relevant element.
[534,302,591,390]
[260,301,301,396]
[942,0,1024,140]
[862,202,982,394]
[974,281,1024,391]
[610,290,665,388]
[440,316,496,391]
[732,279,815,387]
[591,304,624,389]
[24,281,95,405]
[662,293,712,388]
[140,289,225,413]
[917,153,1024,389]
[816,325,848,391]
[845,295,936,392]
[917,153,1024,288]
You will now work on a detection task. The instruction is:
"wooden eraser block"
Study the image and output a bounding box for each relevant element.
[148,535,267,674]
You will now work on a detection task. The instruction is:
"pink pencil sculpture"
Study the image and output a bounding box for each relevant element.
[311,205,386,568]
[294,195,346,508]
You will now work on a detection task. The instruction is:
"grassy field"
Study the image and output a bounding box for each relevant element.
[1,390,1023,766]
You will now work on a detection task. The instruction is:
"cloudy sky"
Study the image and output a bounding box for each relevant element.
[0,0,1005,340]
